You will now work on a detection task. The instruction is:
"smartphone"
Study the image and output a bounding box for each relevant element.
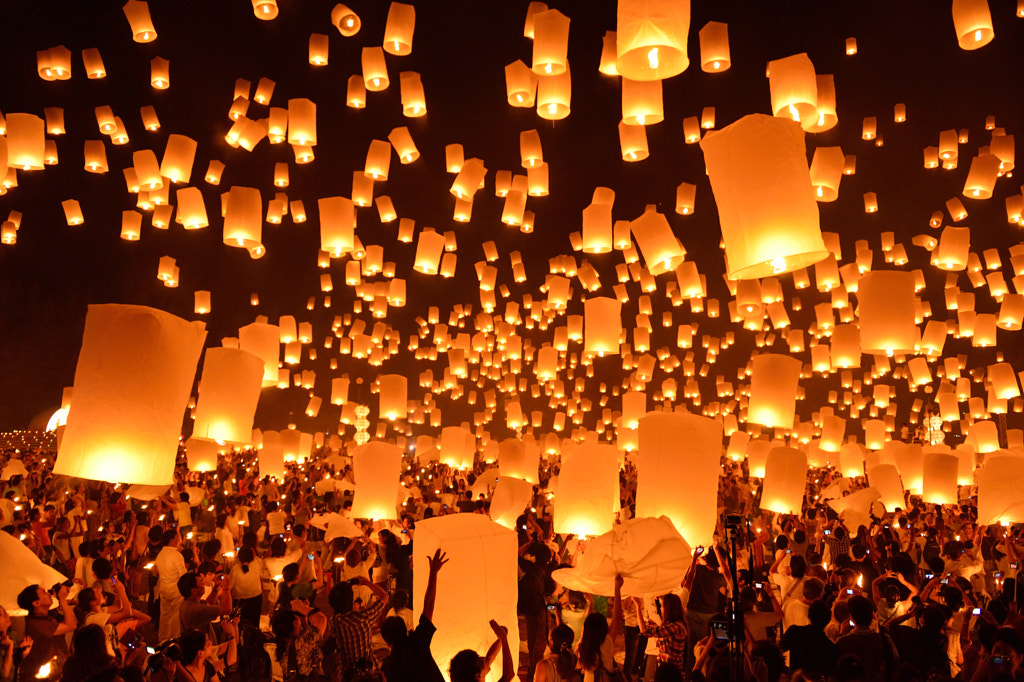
[546,604,557,611]
[1012,562,1020,570]
[824,530,832,536]
[786,549,792,554]
[993,656,1006,666]
[846,589,855,595]
[711,622,730,641]
[972,607,983,615]
[754,582,764,589]
[146,647,156,655]
[111,576,118,586]
[347,577,360,586]
[307,553,315,561]
[996,571,1004,578]
[695,545,705,555]
[848,619,855,626]
[924,572,935,580]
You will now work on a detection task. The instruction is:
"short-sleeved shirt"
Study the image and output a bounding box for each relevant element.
[647,621,687,670]
[181,599,222,633]
[22,614,69,675]
[380,615,444,682]
[331,596,387,671]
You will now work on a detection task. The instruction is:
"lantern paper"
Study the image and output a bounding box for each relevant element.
[439,425,475,469]
[54,304,206,485]
[977,454,1024,525]
[191,347,264,444]
[238,322,281,386]
[553,439,618,538]
[497,438,539,484]
[0,531,68,616]
[351,441,402,520]
[489,476,535,530]
[893,442,925,492]
[760,447,807,514]
[636,411,722,547]
[185,436,219,472]
[413,515,519,682]
[747,353,801,429]
[857,271,918,355]
[616,0,691,81]
[922,451,959,504]
[867,464,906,512]
[551,516,692,598]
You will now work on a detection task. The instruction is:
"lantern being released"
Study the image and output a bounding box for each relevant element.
[53,305,207,485]
[761,447,807,514]
[700,114,829,280]
[351,441,403,520]
[747,353,801,429]
[552,439,618,538]
[413,515,519,682]
[191,347,264,445]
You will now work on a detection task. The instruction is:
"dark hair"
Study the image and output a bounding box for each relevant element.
[238,546,255,573]
[65,625,115,681]
[789,555,807,579]
[16,585,39,612]
[579,613,610,670]
[549,623,577,678]
[282,562,299,584]
[92,558,113,580]
[179,629,208,666]
[161,529,178,546]
[847,595,874,627]
[662,593,684,624]
[449,650,484,682]
[389,589,409,611]
[270,609,300,662]
[177,572,200,598]
[380,615,408,647]
[328,582,354,615]
[808,599,831,629]
[270,536,287,558]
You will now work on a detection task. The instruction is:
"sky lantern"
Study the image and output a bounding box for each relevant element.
[331,3,361,36]
[537,69,571,120]
[990,362,1021,399]
[584,297,621,356]
[675,181,696,215]
[378,373,408,420]
[122,0,157,42]
[553,438,618,537]
[700,114,829,280]
[893,442,924,492]
[748,353,801,428]
[238,322,280,386]
[223,187,264,258]
[362,46,390,90]
[621,77,663,126]
[191,347,264,444]
[922,451,959,504]
[84,140,108,173]
[952,0,994,50]
[532,8,570,75]
[6,113,45,170]
[977,455,1024,525]
[364,139,392,180]
[857,270,918,355]
[767,53,818,130]
[618,119,649,161]
[120,210,142,241]
[805,74,837,133]
[308,33,329,65]
[935,225,970,270]
[258,435,286,480]
[62,199,83,225]
[53,305,206,485]
[809,146,844,201]
[699,21,730,72]
[616,0,690,81]
[505,60,538,107]
[399,71,426,116]
[439,425,475,469]
[630,206,685,275]
[319,196,355,257]
[287,98,317,146]
[193,291,210,314]
[82,47,106,78]
[184,436,219,472]
[351,441,403,520]
[867,464,905,511]
[384,2,415,55]
[160,134,196,183]
[150,56,169,88]
[761,446,807,514]
[414,228,445,275]
[636,411,722,546]
[963,153,1000,198]
[413,515,518,682]
[820,414,846,452]
[598,30,618,75]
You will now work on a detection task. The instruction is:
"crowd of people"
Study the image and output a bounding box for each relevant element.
[1,443,1023,682]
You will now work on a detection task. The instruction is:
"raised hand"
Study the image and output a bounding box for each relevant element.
[427,549,449,573]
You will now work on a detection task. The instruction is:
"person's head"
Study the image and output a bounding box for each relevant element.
[179,629,215,667]
[179,492,190,504]
[662,593,684,623]
[216,513,228,529]
[389,588,409,611]
[449,649,486,682]
[749,641,786,682]
[992,627,1024,673]
[162,528,180,547]
[793,529,806,544]
[270,536,287,557]
[92,557,114,580]
[802,577,824,603]
[17,584,51,615]
[790,555,807,579]
[653,663,685,682]
[380,615,408,647]
[847,595,874,627]
[834,653,867,682]
[328,582,354,615]
[177,572,202,599]
[703,549,720,570]
[77,585,103,614]
[851,544,866,560]
[282,562,299,585]
[579,612,611,668]
[70,624,114,672]
[808,599,831,629]
[833,526,847,540]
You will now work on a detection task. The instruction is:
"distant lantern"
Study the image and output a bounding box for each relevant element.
[160,134,197,183]
[806,75,837,133]
[384,2,415,55]
[53,305,206,485]
[450,158,486,199]
[809,146,845,201]
[616,0,690,81]
[520,129,543,168]
[287,98,317,146]
[82,47,106,78]
[6,113,45,171]
[62,199,84,226]
[223,186,264,258]
[532,8,570,75]
[319,196,355,257]
[700,114,829,280]
[630,206,685,275]
[748,353,801,428]
[205,160,224,184]
[618,120,649,161]
[582,202,613,253]
[963,153,1000,199]
[193,291,210,314]
[399,72,426,116]
[637,411,722,546]
[699,21,730,72]
[584,297,621,356]
[346,75,366,108]
[858,270,918,355]
[537,69,571,120]
[84,140,108,173]
[252,0,277,19]
[414,228,445,275]
[120,210,142,241]
[952,0,994,50]
[379,374,408,420]
[767,53,817,130]
[935,225,970,270]
[308,33,329,65]
[362,46,390,91]
[351,441,403,520]
[675,182,696,215]
[331,3,361,36]
[150,56,169,88]
[192,347,263,444]
[364,139,392,180]
[439,425,475,469]
[388,126,419,163]
[122,0,157,42]
[867,464,905,512]
[505,60,538,107]
[598,31,618,75]
[761,447,807,514]
[621,78,663,126]
[553,439,618,537]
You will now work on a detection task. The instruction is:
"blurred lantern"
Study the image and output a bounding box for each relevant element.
[120,210,142,241]
[122,0,157,42]
[699,21,730,72]
[319,196,355,257]
[867,464,906,512]
[193,291,210,314]
[362,47,390,91]
[963,154,1000,199]
[952,0,994,50]
[820,414,846,452]
[675,182,696,215]
[637,412,722,546]
[618,120,649,161]
[748,353,801,429]
[84,141,108,173]
[384,2,415,55]
[700,114,828,279]
[498,438,539,484]
[192,347,264,444]
[532,8,570,75]
[82,47,106,78]
[414,228,445,275]
[857,271,918,355]
[616,0,690,81]
[223,187,264,258]
[553,439,618,537]
[347,76,367,108]
[506,60,538,107]
[185,437,219,473]
[62,199,84,226]
[584,297,621,356]
[598,31,618,75]
[53,305,206,485]
[399,72,426,116]
[805,75,837,133]
[990,363,1021,399]
[439,425,475,469]
[6,113,45,170]
[364,139,392,180]
[761,447,807,514]
[971,420,1000,453]
[379,374,408,421]
[767,53,817,130]
[893,442,924,492]
[351,441,402,520]
[331,4,361,36]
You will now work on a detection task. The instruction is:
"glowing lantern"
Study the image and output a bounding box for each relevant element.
[554,439,618,537]
[350,441,402,520]
[699,21,730,72]
[977,455,1024,525]
[384,2,415,55]
[820,414,846,452]
[439,425,475,469]
[6,113,45,170]
[537,70,571,120]
[185,437,219,473]
[505,60,538,107]
[963,153,1000,198]
[258,438,285,480]
[53,305,205,485]
[767,53,817,130]
[398,71,426,116]
[990,363,1021,399]
[952,0,994,50]
[122,1,157,42]
[379,374,408,421]
[362,47,389,91]
[616,0,690,81]
[748,353,801,428]
[584,297,621,356]
[636,411,722,546]
[490,476,534,529]
[700,114,828,280]
[346,75,366,108]
[252,0,278,19]
[309,33,329,65]
[971,420,1000,453]
[160,134,197,183]
[619,120,649,161]
[287,98,317,147]
[223,187,264,258]
[120,210,142,241]
[864,420,887,451]
[761,447,807,514]
[414,228,445,275]
[621,78,663,126]
[150,56,169,88]
[82,48,106,78]
[331,3,360,35]
[867,464,905,512]
[192,348,263,444]
[935,226,970,270]
[62,199,84,226]
[498,438,539,483]
[84,141,108,173]
[532,8,570,75]
[364,139,391,180]
[675,182,696,215]
[630,207,685,275]
[806,75,837,133]
[193,291,210,314]
[319,196,354,257]
[893,442,924,492]
[412,516,518,682]
[919,451,959,504]
[857,271,917,355]
[809,146,844,201]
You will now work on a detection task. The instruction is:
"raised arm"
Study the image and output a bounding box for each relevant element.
[423,549,449,623]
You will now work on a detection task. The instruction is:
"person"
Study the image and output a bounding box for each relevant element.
[384,589,414,633]
[1,604,32,682]
[154,529,187,642]
[175,627,237,682]
[780,600,838,681]
[228,547,263,627]
[635,593,687,674]
[685,545,727,658]
[59,625,116,682]
[178,572,232,634]
[579,575,624,682]
[327,572,389,675]
[449,620,514,682]
[17,583,76,679]
[835,595,898,682]
[519,540,554,681]
[77,578,144,657]
[379,549,448,682]
[533,624,578,682]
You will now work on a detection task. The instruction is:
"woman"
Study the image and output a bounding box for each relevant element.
[229,546,264,627]
[449,620,514,682]
[578,576,624,682]
[1,605,31,682]
[60,625,116,682]
[78,579,147,658]
[635,593,688,674]
[175,625,237,682]
[534,624,577,682]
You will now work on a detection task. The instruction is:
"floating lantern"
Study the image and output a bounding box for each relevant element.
[120,210,142,241]
[699,21,730,72]
[505,60,538,107]
[867,464,905,512]
[6,113,45,170]
[399,72,426,116]
[809,146,844,201]
[331,3,360,36]
[384,2,415,55]
[767,53,817,130]
[621,78,663,126]
[122,0,157,42]
[319,196,355,257]
[287,98,316,146]
[630,206,684,274]
[584,297,621,356]
[857,270,918,355]
[351,441,402,520]
[62,199,84,226]
[185,437,219,472]
[308,33,329,65]
[616,0,690,81]
[160,134,197,183]
[223,187,264,258]
[554,439,618,537]
[935,226,970,270]
[952,0,994,50]
[761,447,807,514]
[379,374,408,420]
[82,48,106,78]
[362,46,390,91]
[619,120,649,161]
[532,8,570,75]
[150,56,169,88]
[537,70,571,120]
[192,347,263,444]
[748,353,801,428]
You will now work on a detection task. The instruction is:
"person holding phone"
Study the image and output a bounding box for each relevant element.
[16,582,76,678]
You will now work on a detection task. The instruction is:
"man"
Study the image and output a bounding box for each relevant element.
[517,540,553,681]
[178,570,232,632]
[782,577,824,634]
[781,599,837,679]
[17,582,76,677]
[380,549,448,682]
[154,528,187,641]
[836,595,898,682]
[328,570,389,674]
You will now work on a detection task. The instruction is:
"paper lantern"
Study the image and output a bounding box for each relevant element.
[345,75,367,108]
[584,297,621,356]
[62,199,84,226]
[191,348,263,444]
[963,153,1001,199]
[505,60,537,107]
[185,436,219,472]
[160,134,197,183]
[364,139,392,180]
[935,226,970,270]
[53,305,206,485]
[319,196,355,257]
[857,270,917,355]
[767,53,817,130]
[867,464,906,512]
[82,47,106,78]
[598,30,619,75]
[238,322,280,386]
[630,207,684,275]
[378,374,408,421]
[120,210,142,241]
[308,33,329,65]
[489,476,534,529]
[616,0,690,81]
[553,439,618,537]
[362,46,390,91]
[761,447,807,514]
[621,78,663,126]
[258,436,285,480]
[618,120,649,161]
[700,114,828,279]
[636,411,722,546]
[331,3,360,36]
[192,290,210,314]
[809,146,844,201]
[820,414,846,452]
[287,98,317,147]
[971,420,1000,453]
[537,70,571,120]
[893,442,924,492]
[952,0,994,50]
[439,425,475,469]
[806,74,838,133]
[922,451,959,504]
[252,0,278,19]
[6,113,45,170]
[414,228,445,275]
[350,441,402,520]
[699,21,730,72]
[497,438,539,484]
[384,2,415,55]
[413,516,518,682]
[990,363,1021,399]
[223,186,265,258]
[150,56,169,88]
[747,353,801,428]
[532,8,570,75]
[122,0,157,42]
[84,140,108,173]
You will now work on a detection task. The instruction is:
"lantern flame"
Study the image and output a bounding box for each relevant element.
[37,661,53,679]
[787,104,800,122]
[647,47,659,69]
[771,256,787,274]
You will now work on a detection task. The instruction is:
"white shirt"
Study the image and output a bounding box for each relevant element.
[155,545,187,594]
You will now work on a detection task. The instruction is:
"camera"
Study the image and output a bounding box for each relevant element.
[823,529,832,536]
[710,619,732,642]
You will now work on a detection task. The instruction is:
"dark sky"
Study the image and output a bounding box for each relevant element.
[1,0,1023,446]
